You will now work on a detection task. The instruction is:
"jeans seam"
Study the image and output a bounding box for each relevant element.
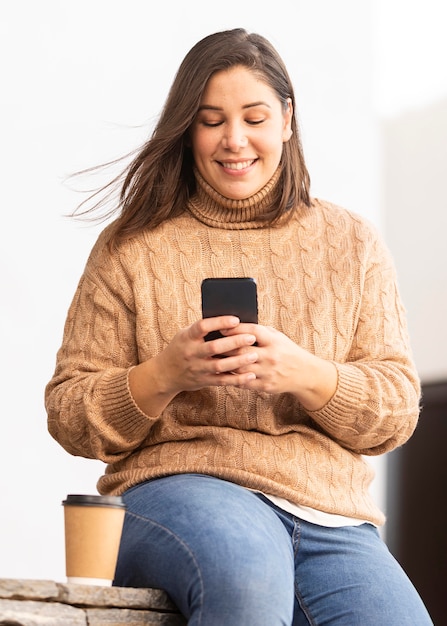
[126,510,205,625]
[292,517,317,626]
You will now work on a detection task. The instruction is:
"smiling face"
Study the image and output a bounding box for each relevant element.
[190,66,293,200]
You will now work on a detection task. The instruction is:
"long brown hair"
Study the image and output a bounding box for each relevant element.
[73,29,311,246]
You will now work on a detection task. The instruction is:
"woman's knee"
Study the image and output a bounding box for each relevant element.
[115,475,295,625]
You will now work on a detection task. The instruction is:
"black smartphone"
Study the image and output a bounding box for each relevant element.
[201,277,258,342]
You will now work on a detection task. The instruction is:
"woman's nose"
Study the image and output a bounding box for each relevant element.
[222,124,248,151]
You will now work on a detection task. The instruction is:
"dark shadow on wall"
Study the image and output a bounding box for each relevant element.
[382,99,447,625]
[386,382,447,625]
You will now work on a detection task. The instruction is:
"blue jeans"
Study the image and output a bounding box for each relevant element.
[114,474,432,625]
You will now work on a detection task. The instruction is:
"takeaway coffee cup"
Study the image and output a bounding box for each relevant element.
[62,494,126,586]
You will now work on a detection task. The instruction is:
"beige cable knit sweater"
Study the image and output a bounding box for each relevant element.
[46,172,420,526]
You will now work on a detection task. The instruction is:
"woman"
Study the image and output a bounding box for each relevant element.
[46,29,432,625]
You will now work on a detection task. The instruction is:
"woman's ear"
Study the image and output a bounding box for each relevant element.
[282,98,293,142]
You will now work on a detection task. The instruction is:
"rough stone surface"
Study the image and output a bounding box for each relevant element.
[0,579,186,626]
[0,579,61,602]
[0,598,86,625]
[59,583,177,611]
[85,608,185,625]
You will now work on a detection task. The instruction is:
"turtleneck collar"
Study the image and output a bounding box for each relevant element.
[186,166,282,230]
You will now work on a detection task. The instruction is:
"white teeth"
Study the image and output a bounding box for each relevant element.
[221,160,254,170]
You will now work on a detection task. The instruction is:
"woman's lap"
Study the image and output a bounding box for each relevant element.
[264,496,432,625]
[114,474,295,625]
[114,474,432,625]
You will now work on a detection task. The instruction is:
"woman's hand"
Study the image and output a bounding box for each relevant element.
[128,316,259,416]
[129,317,337,416]
[222,323,338,411]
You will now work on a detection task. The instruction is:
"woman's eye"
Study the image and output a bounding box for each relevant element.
[246,119,265,125]
[202,120,223,127]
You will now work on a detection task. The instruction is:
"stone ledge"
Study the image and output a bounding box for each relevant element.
[0,579,186,626]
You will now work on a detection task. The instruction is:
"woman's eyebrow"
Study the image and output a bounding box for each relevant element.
[198,101,271,112]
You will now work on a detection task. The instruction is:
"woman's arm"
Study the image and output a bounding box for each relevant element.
[46,246,259,462]
[228,248,420,455]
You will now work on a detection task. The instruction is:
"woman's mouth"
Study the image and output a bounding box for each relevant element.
[219,159,256,171]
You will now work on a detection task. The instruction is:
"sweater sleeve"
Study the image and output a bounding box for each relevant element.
[45,234,158,464]
[308,230,421,456]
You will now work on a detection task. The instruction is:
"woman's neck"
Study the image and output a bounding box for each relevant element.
[187,167,282,230]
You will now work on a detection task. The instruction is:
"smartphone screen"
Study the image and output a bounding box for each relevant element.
[201,277,258,341]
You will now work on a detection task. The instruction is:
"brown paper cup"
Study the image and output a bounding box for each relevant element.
[62,494,126,586]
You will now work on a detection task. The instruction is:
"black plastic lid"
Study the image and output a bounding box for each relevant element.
[62,494,126,509]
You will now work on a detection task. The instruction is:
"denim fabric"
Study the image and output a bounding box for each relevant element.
[114,474,433,625]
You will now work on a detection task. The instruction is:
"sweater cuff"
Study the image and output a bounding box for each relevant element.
[100,368,155,437]
[309,362,366,426]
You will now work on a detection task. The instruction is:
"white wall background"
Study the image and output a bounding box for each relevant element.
[1,0,445,581]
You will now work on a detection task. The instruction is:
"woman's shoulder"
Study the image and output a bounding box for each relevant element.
[305,198,394,272]
[80,221,149,286]
[83,215,190,273]
[310,197,375,226]
[86,221,155,262]
[305,197,382,242]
